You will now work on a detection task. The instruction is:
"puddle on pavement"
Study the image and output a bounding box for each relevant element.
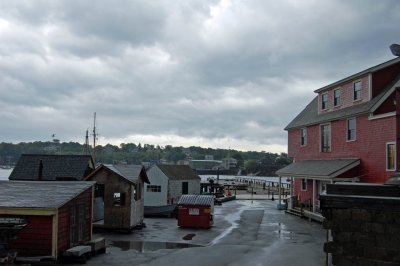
[110,240,203,252]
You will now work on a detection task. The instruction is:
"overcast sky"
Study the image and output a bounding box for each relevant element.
[0,0,399,153]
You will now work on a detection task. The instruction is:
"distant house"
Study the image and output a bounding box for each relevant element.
[9,154,95,181]
[145,165,201,208]
[84,164,150,230]
[0,181,95,260]
[277,57,400,219]
[220,158,238,170]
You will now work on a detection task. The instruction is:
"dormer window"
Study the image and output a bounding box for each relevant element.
[301,128,307,146]
[334,89,341,106]
[353,81,362,101]
[321,93,328,110]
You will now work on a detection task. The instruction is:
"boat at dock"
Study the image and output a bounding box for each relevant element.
[144,204,177,217]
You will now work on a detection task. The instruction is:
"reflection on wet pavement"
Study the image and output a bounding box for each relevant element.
[110,240,203,252]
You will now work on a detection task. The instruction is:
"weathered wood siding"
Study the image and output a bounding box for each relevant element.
[89,168,136,229]
[58,186,93,251]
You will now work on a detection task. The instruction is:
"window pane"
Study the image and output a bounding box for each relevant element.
[321,124,331,152]
[301,128,307,146]
[334,90,341,106]
[387,144,395,170]
[322,94,328,109]
[354,81,361,100]
[347,118,356,140]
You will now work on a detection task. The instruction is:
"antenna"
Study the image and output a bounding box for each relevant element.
[390,44,400,56]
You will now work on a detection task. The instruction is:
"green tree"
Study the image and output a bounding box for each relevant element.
[244,159,258,173]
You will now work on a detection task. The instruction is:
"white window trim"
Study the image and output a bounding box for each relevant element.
[333,88,341,107]
[346,117,356,142]
[353,80,362,102]
[321,93,328,110]
[386,142,396,171]
[301,178,307,191]
[320,123,331,152]
[301,128,307,146]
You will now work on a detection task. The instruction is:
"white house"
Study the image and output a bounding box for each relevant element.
[145,164,201,207]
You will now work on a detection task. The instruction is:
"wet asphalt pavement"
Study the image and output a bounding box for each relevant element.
[86,200,326,266]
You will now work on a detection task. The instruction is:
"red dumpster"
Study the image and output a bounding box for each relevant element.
[177,195,214,229]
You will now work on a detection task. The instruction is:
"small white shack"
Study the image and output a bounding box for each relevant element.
[144,165,201,216]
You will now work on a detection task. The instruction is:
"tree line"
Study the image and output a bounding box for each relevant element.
[0,141,292,176]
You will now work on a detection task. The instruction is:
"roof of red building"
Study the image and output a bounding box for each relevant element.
[285,74,400,130]
[276,159,360,180]
[0,181,95,209]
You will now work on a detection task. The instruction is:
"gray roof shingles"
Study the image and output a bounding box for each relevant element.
[276,159,360,178]
[157,165,200,180]
[101,164,150,184]
[9,154,94,181]
[285,74,400,130]
[0,181,95,209]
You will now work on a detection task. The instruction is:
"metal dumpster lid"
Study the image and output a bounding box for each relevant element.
[178,195,214,206]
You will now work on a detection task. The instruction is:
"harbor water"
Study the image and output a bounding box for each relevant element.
[0,168,12,181]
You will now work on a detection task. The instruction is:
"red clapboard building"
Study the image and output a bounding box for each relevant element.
[277,57,400,220]
[0,181,95,260]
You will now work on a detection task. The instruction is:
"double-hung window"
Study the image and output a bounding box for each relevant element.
[334,89,341,106]
[353,81,362,101]
[387,142,396,171]
[301,128,307,146]
[347,118,356,141]
[301,179,307,191]
[321,93,328,110]
[321,124,331,152]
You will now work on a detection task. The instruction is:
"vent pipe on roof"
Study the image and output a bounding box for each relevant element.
[38,160,43,181]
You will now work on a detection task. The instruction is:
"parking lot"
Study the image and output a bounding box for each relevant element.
[86,199,326,266]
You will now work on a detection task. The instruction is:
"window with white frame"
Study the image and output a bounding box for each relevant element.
[301,179,307,191]
[320,124,331,152]
[301,128,307,146]
[347,118,356,141]
[387,142,396,171]
[321,93,328,110]
[334,89,341,106]
[353,81,362,101]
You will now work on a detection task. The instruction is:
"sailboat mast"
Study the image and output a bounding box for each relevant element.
[83,129,90,155]
[93,112,97,164]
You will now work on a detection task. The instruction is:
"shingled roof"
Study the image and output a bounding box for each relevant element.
[157,165,200,180]
[86,164,150,184]
[9,154,95,181]
[0,181,95,209]
[285,73,400,130]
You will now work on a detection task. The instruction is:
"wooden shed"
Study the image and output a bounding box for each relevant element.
[0,181,95,260]
[85,164,150,231]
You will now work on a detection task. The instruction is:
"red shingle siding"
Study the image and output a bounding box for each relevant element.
[288,114,396,184]
[58,186,93,252]
[8,215,53,256]
[372,63,400,98]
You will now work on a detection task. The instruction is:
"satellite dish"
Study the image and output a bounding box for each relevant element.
[390,43,400,56]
